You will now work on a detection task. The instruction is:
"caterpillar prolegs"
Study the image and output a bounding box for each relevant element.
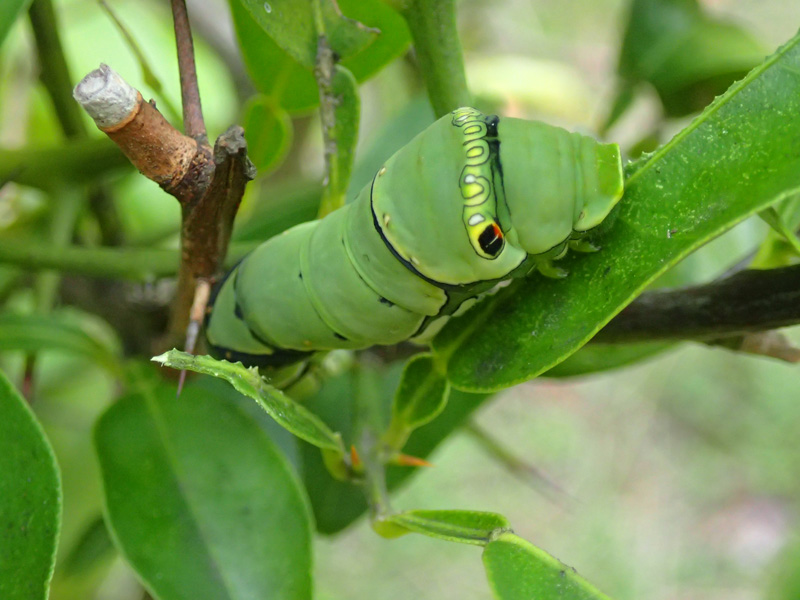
[205,107,624,368]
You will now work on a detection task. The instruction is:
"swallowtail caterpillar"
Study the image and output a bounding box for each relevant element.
[205,107,624,369]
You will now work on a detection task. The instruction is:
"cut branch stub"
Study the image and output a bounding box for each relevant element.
[73,64,253,345]
[73,64,208,198]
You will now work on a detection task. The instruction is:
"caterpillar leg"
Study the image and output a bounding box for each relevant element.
[568,238,600,253]
[535,259,568,279]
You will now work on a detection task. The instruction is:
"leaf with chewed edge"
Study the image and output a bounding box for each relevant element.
[152,350,344,455]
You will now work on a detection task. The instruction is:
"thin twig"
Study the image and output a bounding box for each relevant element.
[177,278,212,395]
[465,422,573,505]
[171,0,206,143]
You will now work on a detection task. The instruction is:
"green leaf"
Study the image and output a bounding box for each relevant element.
[616,0,766,117]
[229,0,409,114]
[318,65,360,216]
[383,353,450,450]
[242,95,293,173]
[483,532,613,600]
[759,206,800,255]
[543,342,672,378]
[94,376,313,600]
[752,193,800,267]
[237,0,377,69]
[0,312,122,375]
[336,0,410,82]
[0,0,29,49]
[377,509,510,545]
[152,350,344,454]
[228,0,318,112]
[434,30,800,392]
[0,370,61,600]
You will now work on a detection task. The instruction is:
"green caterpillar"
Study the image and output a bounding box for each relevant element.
[205,107,624,367]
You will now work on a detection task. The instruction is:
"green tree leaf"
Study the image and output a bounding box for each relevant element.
[483,532,613,600]
[237,0,377,69]
[542,341,672,378]
[0,312,122,375]
[0,370,61,600]
[383,353,449,450]
[94,375,313,600]
[242,95,293,173]
[434,30,800,392]
[0,0,30,49]
[229,0,409,114]
[152,350,344,454]
[377,509,510,545]
[615,0,766,118]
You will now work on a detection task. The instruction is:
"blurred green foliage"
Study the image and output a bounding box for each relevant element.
[1,1,800,599]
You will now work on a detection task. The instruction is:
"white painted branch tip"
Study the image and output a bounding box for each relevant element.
[73,64,138,129]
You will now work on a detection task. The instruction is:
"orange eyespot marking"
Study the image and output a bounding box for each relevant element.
[492,223,503,239]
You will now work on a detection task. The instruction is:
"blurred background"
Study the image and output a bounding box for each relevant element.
[2,0,800,598]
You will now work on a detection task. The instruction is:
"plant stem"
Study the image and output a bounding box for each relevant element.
[28,0,87,138]
[594,265,800,343]
[171,0,207,143]
[398,0,472,118]
[28,0,124,245]
[35,188,86,312]
[0,239,257,281]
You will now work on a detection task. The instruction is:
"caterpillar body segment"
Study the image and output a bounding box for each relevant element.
[205,107,624,367]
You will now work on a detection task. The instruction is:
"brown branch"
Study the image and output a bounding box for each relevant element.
[171,0,206,143]
[172,126,255,340]
[595,265,800,344]
[715,331,800,363]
